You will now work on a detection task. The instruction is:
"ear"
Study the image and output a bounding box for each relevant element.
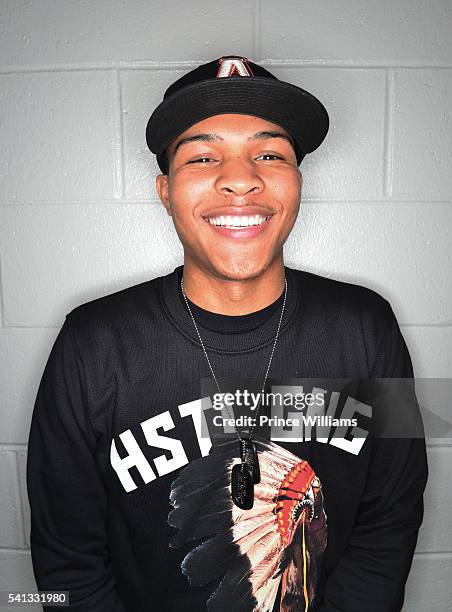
[156,174,172,216]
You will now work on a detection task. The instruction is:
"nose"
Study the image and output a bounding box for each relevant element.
[215,157,264,197]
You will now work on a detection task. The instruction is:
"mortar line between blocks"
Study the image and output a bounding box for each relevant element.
[12,451,26,549]
[0,255,5,326]
[0,547,33,553]
[425,443,452,450]
[413,551,452,560]
[2,61,452,74]
[0,444,28,451]
[383,68,395,198]
[401,323,452,328]
[252,0,262,61]
[113,70,125,200]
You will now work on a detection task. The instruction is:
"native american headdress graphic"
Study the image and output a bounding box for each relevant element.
[168,437,327,612]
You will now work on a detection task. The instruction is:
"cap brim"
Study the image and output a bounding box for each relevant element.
[146,76,329,159]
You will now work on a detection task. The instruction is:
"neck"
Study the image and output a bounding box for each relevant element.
[181,256,286,315]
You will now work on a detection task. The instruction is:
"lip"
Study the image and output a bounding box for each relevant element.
[203,215,272,239]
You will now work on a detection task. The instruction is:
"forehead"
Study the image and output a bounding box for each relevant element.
[169,113,293,150]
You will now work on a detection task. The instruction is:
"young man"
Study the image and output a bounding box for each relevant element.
[27,57,427,611]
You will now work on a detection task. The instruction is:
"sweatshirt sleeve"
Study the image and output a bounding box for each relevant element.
[27,317,126,611]
[318,301,428,612]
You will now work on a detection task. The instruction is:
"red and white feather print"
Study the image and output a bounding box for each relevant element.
[168,437,327,611]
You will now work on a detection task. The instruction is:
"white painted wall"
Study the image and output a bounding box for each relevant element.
[0,1,451,610]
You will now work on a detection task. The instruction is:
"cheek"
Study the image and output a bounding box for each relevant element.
[169,175,212,214]
[271,173,302,209]
[167,179,213,243]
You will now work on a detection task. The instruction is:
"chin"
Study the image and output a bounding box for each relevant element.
[209,255,271,282]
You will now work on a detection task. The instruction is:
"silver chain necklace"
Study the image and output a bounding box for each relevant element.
[180,274,288,509]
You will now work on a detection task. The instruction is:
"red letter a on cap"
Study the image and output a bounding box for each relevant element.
[217,57,254,78]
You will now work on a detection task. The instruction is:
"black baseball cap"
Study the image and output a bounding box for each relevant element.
[146,56,329,173]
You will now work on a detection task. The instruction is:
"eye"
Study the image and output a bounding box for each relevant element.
[188,157,216,164]
[256,153,284,161]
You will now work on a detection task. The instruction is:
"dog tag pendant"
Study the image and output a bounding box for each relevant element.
[231,462,254,510]
[240,438,261,484]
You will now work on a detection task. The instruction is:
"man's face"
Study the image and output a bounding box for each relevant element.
[156,114,303,281]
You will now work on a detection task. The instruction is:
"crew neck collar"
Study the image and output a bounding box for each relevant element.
[159,265,300,354]
[178,270,286,334]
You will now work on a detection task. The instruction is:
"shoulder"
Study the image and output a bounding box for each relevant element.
[288,266,397,347]
[63,268,174,344]
[289,267,406,375]
[289,267,393,319]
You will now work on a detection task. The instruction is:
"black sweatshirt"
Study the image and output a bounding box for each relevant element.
[27,265,428,611]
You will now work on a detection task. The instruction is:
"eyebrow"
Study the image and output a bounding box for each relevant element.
[173,134,224,154]
[172,129,294,155]
[249,130,295,147]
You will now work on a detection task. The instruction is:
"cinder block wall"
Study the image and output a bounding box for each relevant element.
[0,1,451,610]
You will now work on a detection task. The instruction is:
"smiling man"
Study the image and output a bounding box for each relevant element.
[27,57,427,612]
[155,113,301,314]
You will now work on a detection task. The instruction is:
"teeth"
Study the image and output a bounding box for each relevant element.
[206,215,270,228]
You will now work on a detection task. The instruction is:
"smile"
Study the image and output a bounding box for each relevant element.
[203,214,273,239]
[206,214,271,228]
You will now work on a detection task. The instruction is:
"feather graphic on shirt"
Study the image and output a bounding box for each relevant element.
[168,437,327,612]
